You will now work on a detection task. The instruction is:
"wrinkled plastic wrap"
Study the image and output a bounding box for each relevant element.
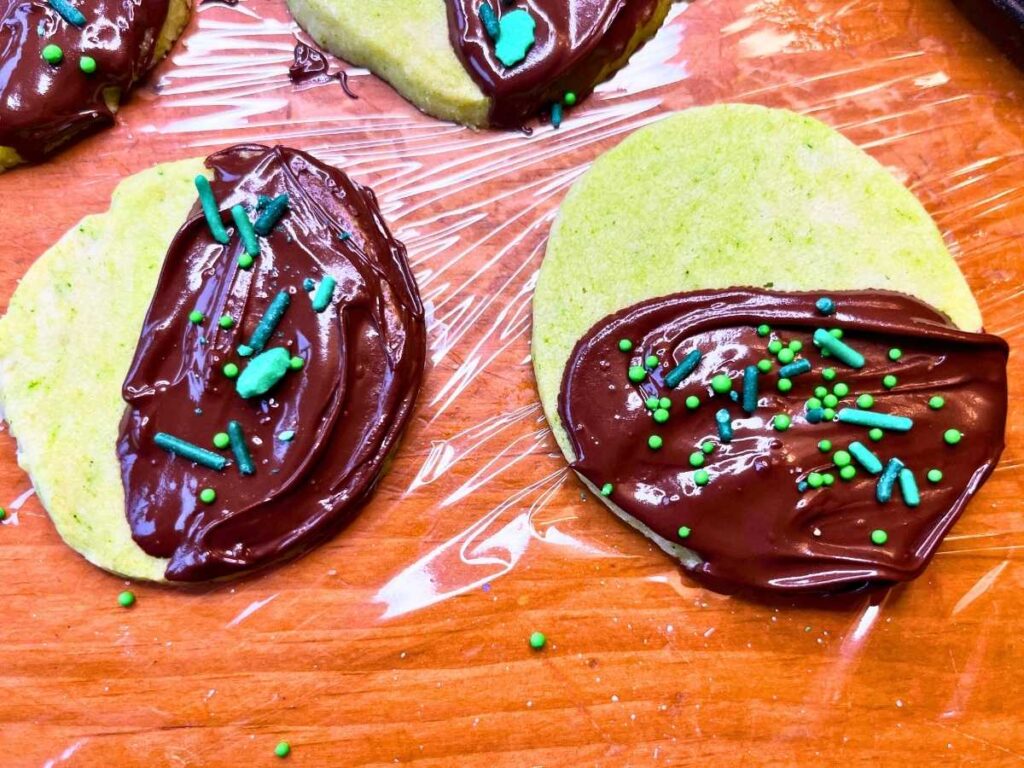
[2,0,1024,764]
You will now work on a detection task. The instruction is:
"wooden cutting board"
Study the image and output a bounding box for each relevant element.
[2,1,1024,765]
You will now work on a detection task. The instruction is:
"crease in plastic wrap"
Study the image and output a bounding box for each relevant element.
[137,0,1024,632]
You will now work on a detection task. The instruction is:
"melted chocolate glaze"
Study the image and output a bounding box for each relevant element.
[117,145,425,581]
[559,289,1008,595]
[445,0,666,127]
[1,0,171,162]
[289,42,356,98]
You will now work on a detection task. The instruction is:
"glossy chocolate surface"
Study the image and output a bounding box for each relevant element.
[559,289,1008,594]
[118,144,425,581]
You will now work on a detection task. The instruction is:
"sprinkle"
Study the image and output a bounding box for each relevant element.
[694,469,710,486]
[678,526,691,539]
[848,441,883,474]
[815,297,835,315]
[868,428,883,442]
[189,310,204,324]
[927,469,943,483]
[797,481,809,493]
[647,435,663,450]
[832,382,849,397]
[837,408,913,432]
[876,457,905,502]
[238,254,254,270]
[644,354,659,369]
[47,0,86,25]
[79,55,96,74]
[840,465,856,481]
[883,375,897,389]
[768,340,783,354]
[312,277,337,313]
[777,348,795,365]
[929,396,945,410]
[653,408,669,424]
[711,374,732,394]
[551,103,563,129]
[154,432,228,471]
[814,386,828,399]
[0,508,5,521]
[199,487,217,504]
[302,277,315,292]
[829,328,844,339]
[805,408,824,423]
[773,414,791,431]
[777,378,792,393]
[618,339,633,352]
[813,328,864,368]
[823,407,836,421]
[788,340,803,352]
[818,440,832,452]
[231,205,261,257]
[564,91,577,106]
[833,450,851,467]
[278,430,295,442]
[253,195,290,236]
[238,345,253,358]
[685,395,700,410]
[600,483,613,497]
[644,397,659,410]
[289,356,304,371]
[741,366,758,414]
[213,432,230,449]
[778,359,811,378]
[821,368,837,382]
[494,8,536,67]
[822,473,835,486]
[756,324,770,337]
[806,397,822,410]
[478,1,500,39]
[236,347,292,399]
[888,348,902,361]
[757,359,772,373]
[247,290,290,352]
[689,452,705,468]
[807,472,823,489]
[118,591,135,608]
[658,397,672,409]
[870,529,889,546]
[822,394,838,408]
[42,43,63,64]
[194,175,229,244]
[223,363,239,379]
[274,741,291,759]
[701,441,715,455]
[715,409,733,442]
[899,468,920,507]
[628,366,647,383]
[665,349,702,388]
[856,393,875,409]
[227,420,255,475]
[529,631,546,649]
[944,428,962,445]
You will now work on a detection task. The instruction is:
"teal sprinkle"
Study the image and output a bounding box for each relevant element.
[812,328,864,368]
[551,102,563,129]
[741,365,758,414]
[715,409,733,443]
[154,432,228,471]
[664,349,702,389]
[302,277,315,291]
[238,344,253,358]
[47,0,85,26]
[246,290,290,353]
[778,359,811,378]
[805,408,824,423]
[495,9,536,67]
[837,408,913,432]
[231,205,260,256]
[478,2,500,39]
[876,457,905,503]
[312,276,337,313]
[898,467,920,507]
[253,194,290,236]
[848,441,883,474]
[227,420,255,476]
[815,296,835,315]
[194,176,229,244]
[278,430,296,442]
[236,347,292,399]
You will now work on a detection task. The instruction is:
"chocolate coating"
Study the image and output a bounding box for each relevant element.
[559,289,1008,594]
[445,0,666,127]
[0,0,172,162]
[117,145,425,581]
[289,42,356,98]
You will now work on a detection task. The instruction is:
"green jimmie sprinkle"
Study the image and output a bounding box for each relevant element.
[194,175,229,244]
[812,328,864,368]
[253,195,290,236]
[231,205,261,257]
[227,420,255,476]
[311,276,337,313]
[664,349,702,389]
[236,348,292,399]
[154,432,228,471]
[246,290,290,353]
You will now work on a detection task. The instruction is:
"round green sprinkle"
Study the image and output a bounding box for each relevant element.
[822,407,836,421]
[678,525,691,539]
[814,386,828,399]
[777,378,793,393]
[788,340,803,352]
[645,354,659,369]
[756,324,770,337]
[289,356,304,370]
[777,348,795,365]
[883,375,897,389]
[42,44,62,64]
[199,488,217,504]
[685,395,700,410]
[701,441,715,455]
[944,429,962,445]
[711,374,732,394]
[653,408,670,424]
[856,393,875,409]
[694,469,710,486]
[757,359,772,373]
[822,394,838,409]
[927,469,943,483]
[218,315,234,329]
[0,507,5,522]
[822,473,835,486]
[870,529,889,546]
[818,439,832,452]
[213,432,230,449]
[888,348,902,361]
[821,368,837,381]
[807,472,823,488]
[118,591,135,608]
[821,349,831,358]
[833,450,851,467]
[773,414,791,432]
[767,340,783,354]
[689,451,705,468]
[238,253,254,269]
[529,631,546,649]
[222,363,239,379]
[600,483,613,497]
[79,55,97,74]
[644,397,659,410]
[833,382,849,397]
[868,428,883,442]
[275,741,291,758]
[618,339,633,352]
[564,91,577,106]
[929,396,945,410]
[659,397,672,409]
[188,310,204,324]
[829,328,844,339]
[648,435,663,450]
[628,366,646,383]
[840,465,857,481]
[806,397,822,410]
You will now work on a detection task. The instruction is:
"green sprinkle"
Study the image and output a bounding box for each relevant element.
[822,473,835,486]
[236,347,291,399]
[154,432,228,471]
[777,378,792,393]
[818,440,832,452]
[688,451,705,468]
[289,356,304,371]
[564,91,577,106]
[944,428,962,445]
[927,469,943,483]
[788,340,803,352]
[217,315,234,329]
[628,366,647,383]
[48,0,86,26]
[813,328,864,368]
[833,450,851,467]
[768,340,783,354]
[701,441,714,455]
[648,435,663,450]
[806,397,823,410]
[41,43,63,64]
[199,487,217,504]
[856,393,875,409]
[645,354,659,369]
[194,175,229,244]
[823,394,838,408]
[213,432,230,449]
[478,2,500,39]
[883,375,897,389]
[118,591,135,608]
[888,348,902,361]
[833,382,849,397]
[227,420,255,476]
[187,310,204,325]
[822,407,836,420]
[238,253,254,269]
[773,414,791,432]
[756,324,770,337]
[807,472,823,489]
[618,339,633,352]
[658,397,671,409]
[645,397,659,410]
[247,290,291,352]
[79,55,96,74]
[821,368,837,381]
[231,205,261,257]
[274,741,291,759]
[600,483,613,497]
[0,507,5,521]
[685,395,700,410]
[253,195,290,236]
[868,428,883,442]
[777,348,795,364]
[223,362,239,379]
[711,374,732,394]
[829,328,844,339]
[653,408,669,424]
[757,359,772,373]
[278,430,295,442]
[814,386,828,399]
[694,469,710,486]
[840,465,856,481]
[929,396,945,410]
[495,8,536,67]
[677,525,691,539]
[870,529,889,546]
[529,631,546,650]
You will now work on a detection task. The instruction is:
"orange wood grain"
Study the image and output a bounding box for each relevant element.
[2,1,1024,765]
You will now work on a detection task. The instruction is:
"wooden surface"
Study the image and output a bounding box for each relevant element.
[2,1,1024,765]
